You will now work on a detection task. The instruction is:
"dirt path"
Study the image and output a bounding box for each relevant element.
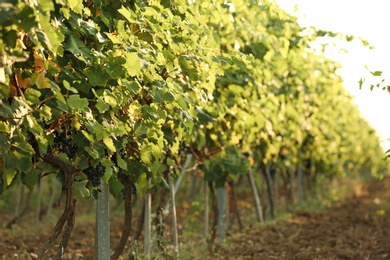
[214,178,390,260]
[2,177,390,259]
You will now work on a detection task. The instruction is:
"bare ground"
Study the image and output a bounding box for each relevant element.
[213,178,390,260]
[1,177,390,259]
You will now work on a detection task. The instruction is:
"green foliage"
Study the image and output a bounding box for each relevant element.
[359,66,390,94]
[0,0,386,199]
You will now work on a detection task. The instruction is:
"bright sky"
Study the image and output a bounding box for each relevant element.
[276,0,390,151]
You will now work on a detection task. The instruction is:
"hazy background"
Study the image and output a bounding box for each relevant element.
[276,0,390,151]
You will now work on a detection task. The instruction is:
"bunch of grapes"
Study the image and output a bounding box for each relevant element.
[84,162,106,187]
[54,132,78,160]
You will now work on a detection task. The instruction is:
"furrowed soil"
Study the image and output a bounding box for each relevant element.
[213,177,390,260]
[1,177,390,260]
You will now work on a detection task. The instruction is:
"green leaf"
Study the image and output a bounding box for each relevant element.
[103,92,118,108]
[0,2,16,24]
[134,124,148,137]
[196,107,215,123]
[143,7,159,17]
[151,143,163,161]
[167,158,176,167]
[24,115,43,134]
[125,52,141,77]
[135,172,148,195]
[63,34,92,58]
[103,137,116,152]
[84,67,109,87]
[151,161,167,175]
[102,163,113,182]
[116,153,127,170]
[31,72,50,89]
[9,150,33,172]
[96,98,110,113]
[36,29,53,50]
[0,122,9,132]
[82,130,95,142]
[12,140,35,156]
[73,180,90,198]
[37,135,48,155]
[24,88,41,104]
[163,92,175,102]
[63,80,78,93]
[118,6,137,23]
[104,56,126,78]
[140,144,152,164]
[105,32,121,44]
[175,95,189,110]
[371,70,382,77]
[40,105,52,120]
[85,146,100,159]
[23,169,39,189]
[123,80,141,94]
[358,78,364,89]
[109,178,123,198]
[3,168,17,186]
[14,4,37,31]
[93,0,110,8]
[0,82,10,99]
[179,56,199,81]
[67,94,89,112]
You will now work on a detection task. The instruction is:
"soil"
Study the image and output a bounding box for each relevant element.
[1,177,390,260]
[213,177,390,260]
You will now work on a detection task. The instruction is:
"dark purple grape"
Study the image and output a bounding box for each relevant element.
[84,162,106,187]
[54,131,78,160]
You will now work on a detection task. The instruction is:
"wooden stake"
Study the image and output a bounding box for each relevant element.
[164,154,192,215]
[36,178,43,222]
[144,179,152,259]
[216,185,226,243]
[204,180,209,241]
[95,182,110,260]
[248,170,264,223]
[169,175,179,258]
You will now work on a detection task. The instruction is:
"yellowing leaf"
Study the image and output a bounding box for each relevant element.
[33,51,45,75]
[103,137,116,152]
[140,144,152,164]
[151,143,163,160]
[4,168,17,186]
[125,52,141,77]
[143,7,158,17]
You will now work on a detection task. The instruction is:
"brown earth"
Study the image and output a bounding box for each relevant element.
[1,177,390,259]
[213,178,390,260]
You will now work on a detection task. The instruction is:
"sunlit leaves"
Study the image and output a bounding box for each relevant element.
[140,143,152,164]
[103,137,116,152]
[125,52,141,77]
[0,0,385,198]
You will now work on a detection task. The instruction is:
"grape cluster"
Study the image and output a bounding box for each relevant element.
[84,162,106,187]
[54,132,78,160]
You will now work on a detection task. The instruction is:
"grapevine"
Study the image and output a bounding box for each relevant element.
[84,162,106,188]
[0,0,387,258]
